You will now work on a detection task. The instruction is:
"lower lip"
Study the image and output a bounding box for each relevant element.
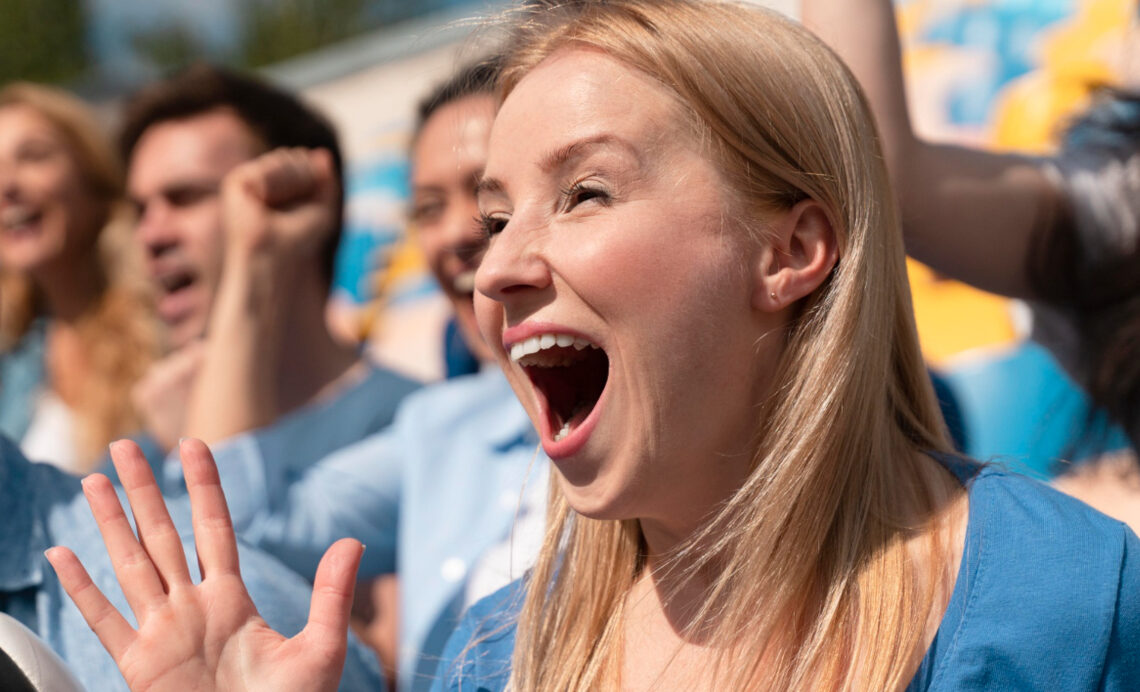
[537,376,609,461]
[156,284,198,324]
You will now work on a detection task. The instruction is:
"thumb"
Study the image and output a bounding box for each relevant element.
[299,538,364,657]
[226,159,269,205]
[308,148,339,205]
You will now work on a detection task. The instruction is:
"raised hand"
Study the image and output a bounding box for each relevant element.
[221,147,339,261]
[45,439,362,692]
[181,147,342,444]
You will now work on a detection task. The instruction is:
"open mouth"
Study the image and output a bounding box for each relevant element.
[159,270,195,295]
[0,206,42,234]
[510,333,609,446]
[152,266,199,323]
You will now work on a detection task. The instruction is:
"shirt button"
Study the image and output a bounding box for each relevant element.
[499,489,517,510]
[441,557,467,583]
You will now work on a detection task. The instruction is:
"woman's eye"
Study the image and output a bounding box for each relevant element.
[477,212,508,237]
[563,183,611,210]
[18,147,54,164]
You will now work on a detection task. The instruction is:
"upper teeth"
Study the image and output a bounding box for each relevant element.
[1,206,36,229]
[452,270,476,295]
[509,333,595,362]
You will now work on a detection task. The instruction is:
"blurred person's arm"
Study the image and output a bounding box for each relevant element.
[163,425,401,581]
[184,148,340,442]
[802,0,1062,299]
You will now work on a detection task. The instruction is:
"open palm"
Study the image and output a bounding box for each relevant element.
[46,439,362,692]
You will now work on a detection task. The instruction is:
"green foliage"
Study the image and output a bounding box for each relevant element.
[0,0,88,84]
[130,24,208,74]
[2,0,474,90]
[240,0,383,67]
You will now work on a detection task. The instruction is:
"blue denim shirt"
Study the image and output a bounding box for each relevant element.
[165,368,545,692]
[0,320,47,445]
[0,436,384,691]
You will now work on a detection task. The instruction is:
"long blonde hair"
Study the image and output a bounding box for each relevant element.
[495,2,957,689]
[0,83,158,469]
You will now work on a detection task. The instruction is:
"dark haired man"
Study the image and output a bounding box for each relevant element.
[119,64,418,466]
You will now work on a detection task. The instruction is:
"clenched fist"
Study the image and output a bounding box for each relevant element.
[221,147,339,262]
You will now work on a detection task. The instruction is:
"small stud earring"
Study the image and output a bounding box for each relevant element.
[769,291,777,300]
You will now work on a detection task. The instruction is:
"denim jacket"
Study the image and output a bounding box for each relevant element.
[0,320,47,445]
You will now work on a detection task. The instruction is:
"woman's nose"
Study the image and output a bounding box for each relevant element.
[474,214,553,303]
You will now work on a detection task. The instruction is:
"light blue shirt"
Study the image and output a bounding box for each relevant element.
[0,435,384,691]
[178,368,544,692]
[104,360,420,484]
[435,457,1140,691]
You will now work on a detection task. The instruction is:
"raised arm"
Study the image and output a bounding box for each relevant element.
[182,148,343,443]
[45,439,361,692]
[802,0,1062,298]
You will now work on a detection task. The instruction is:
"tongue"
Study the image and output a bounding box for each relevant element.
[524,346,608,440]
[554,401,593,441]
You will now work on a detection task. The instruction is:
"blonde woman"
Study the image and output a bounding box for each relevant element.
[0,83,157,471]
[43,1,1138,690]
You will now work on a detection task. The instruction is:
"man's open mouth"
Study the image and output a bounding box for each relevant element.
[510,333,609,443]
[157,269,195,296]
[151,266,199,323]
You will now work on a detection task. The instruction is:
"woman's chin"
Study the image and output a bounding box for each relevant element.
[0,248,57,276]
[555,469,640,522]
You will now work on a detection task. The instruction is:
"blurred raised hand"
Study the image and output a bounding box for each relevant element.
[221,147,339,262]
[45,439,360,692]
[182,147,344,444]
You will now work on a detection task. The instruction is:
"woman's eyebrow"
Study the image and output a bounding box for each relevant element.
[475,175,505,199]
[476,134,644,200]
[539,134,640,173]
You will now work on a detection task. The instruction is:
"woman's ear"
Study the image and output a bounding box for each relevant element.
[752,199,839,311]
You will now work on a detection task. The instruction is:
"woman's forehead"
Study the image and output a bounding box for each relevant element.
[486,48,691,177]
[0,104,63,144]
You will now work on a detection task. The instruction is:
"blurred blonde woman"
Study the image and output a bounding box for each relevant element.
[0,83,157,471]
[42,1,1139,691]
